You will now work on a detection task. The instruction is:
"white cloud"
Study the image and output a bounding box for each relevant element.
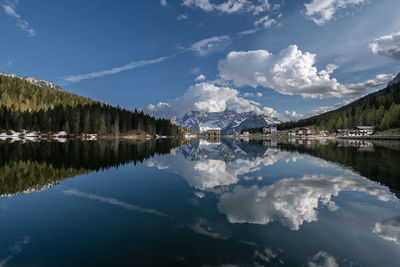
[190,35,231,56]
[254,15,276,29]
[63,189,168,217]
[217,175,391,230]
[283,110,304,121]
[345,74,393,90]
[195,74,206,81]
[182,0,275,15]
[243,92,262,97]
[2,3,36,37]
[160,0,167,7]
[218,45,392,98]
[238,28,260,35]
[0,236,30,267]
[147,153,239,190]
[190,218,231,239]
[177,14,189,20]
[304,0,366,25]
[373,216,400,246]
[369,31,400,61]
[308,251,338,267]
[145,82,278,119]
[64,56,171,83]
[309,79,393,116]
[146,140,281,190]
[254,247,278,264]
[310,96,358,115]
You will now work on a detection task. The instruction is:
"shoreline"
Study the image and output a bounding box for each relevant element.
[0,130,185,143]
[222,134,400,141]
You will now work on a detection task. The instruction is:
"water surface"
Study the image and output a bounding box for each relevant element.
[0,138,399,266]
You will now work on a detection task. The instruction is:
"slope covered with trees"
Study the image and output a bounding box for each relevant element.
[278,73,400,132]
[0,74,179,136]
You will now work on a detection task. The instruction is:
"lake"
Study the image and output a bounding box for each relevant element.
[0,138,399,266]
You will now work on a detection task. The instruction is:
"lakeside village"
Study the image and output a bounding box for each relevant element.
[200,126,378,150]
[0,124,391,143]
[200,125,376,140]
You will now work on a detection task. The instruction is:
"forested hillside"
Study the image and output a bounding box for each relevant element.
[278,73,400,132]
[0,74,179,136]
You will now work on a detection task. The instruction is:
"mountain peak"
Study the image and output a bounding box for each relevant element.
[0,72,63,92]
[177,110,280,134]
[388,72,400,87]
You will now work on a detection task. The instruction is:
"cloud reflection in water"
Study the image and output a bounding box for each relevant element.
[218,175,391,230]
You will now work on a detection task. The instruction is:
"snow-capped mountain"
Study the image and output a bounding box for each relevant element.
[0,72,63,91]
[178,110,280,134]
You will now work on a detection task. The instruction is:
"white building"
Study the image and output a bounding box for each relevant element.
[337,126,374,137]
[263,126,277,135]
[298,128,312,136]
[354,126,374,136]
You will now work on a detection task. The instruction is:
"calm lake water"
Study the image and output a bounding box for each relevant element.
[0,138,399,266]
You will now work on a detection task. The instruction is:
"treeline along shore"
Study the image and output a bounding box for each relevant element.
[0,74,181,137]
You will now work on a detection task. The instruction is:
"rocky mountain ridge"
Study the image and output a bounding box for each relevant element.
[178,110,280,134]
[388,72,400,87]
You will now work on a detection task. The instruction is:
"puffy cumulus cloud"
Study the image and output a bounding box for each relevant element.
[182,0,276,15]
[282,110,304,121]
[307,251,338,267]
[373,215,400,246]
[304,0,366,25]
[190,35,232,56]
[218,45,392,98]
[369,31,400,61]
[217,175,391,230]
[160,0,167,7]
[145,82,278,119]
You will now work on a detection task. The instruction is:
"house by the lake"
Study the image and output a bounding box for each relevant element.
[336,126,374,137]
[353,126,374,136]
[288,131,296,136]
[207,129,221,138]
[298,128,312,136]
[263,126,277,135]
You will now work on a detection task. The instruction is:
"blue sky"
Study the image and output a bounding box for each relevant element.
[1,0,399,120]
